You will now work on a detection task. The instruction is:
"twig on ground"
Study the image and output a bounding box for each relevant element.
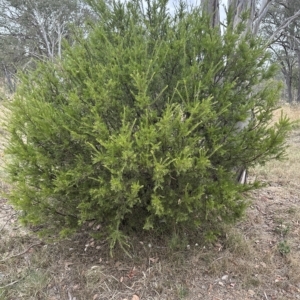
[103,281,112,292]
[0,219,10,233]
[0,242,41,262]
[0,205,12,211]
[211,256,223,264]
[0,213,16,232]
[67,290,73,300]
[264,291,269,300]
[0,278,24,289]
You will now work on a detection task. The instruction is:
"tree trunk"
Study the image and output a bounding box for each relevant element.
[217,0,271,35]
[227,0,255,31]
[202,0,220,28]
[286,74,293,103]
[296,48,300,102]
[280,60,293,103]
[201,0,273,184]
[2,64,15,93]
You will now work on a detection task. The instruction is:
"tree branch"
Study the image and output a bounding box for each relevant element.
[266,9,300,46]
[0,242,42,262]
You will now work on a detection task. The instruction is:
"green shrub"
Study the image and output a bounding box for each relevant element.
[5,0,290,251]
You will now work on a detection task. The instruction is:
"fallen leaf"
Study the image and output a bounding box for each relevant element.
[93,294,99,300]
[221,275,228,281]
[127,267,137,279]
[132,295,139,300]
[115,261,121,267]
[64,262,74,269]
[214,243,223,251]
[149,257,159,263]
[260,262,266,268]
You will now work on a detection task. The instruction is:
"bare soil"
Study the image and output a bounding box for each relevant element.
[1,105,300,300]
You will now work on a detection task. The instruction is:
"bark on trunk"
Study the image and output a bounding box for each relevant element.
[227,0,255,31]
[2,64,15,93]
[296,48,300,102]
[286,74,293,103]
[280,60,293,103]
[202,0,220,28]
[201,0,273,184]
[284,71,293,103]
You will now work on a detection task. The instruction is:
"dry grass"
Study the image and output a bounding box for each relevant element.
[256,104,300,188]
[1,103,300,299]
[273,103,300,123]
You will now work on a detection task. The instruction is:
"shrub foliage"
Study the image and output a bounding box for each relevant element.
[5,0,290,249]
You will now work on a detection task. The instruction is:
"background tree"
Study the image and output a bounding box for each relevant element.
[203,0,271,33]
[262,0,300,103]
[0,0,92,92]
[204,0,300,103]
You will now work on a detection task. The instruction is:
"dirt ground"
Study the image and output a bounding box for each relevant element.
[0,104,300,300]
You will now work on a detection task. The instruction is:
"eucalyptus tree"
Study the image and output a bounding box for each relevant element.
[201,0,300,182]
[202,0,270,33]
[0,0,91,91]
[203,0,300,43]
[262,0,300,102]
[201,0,274,183]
